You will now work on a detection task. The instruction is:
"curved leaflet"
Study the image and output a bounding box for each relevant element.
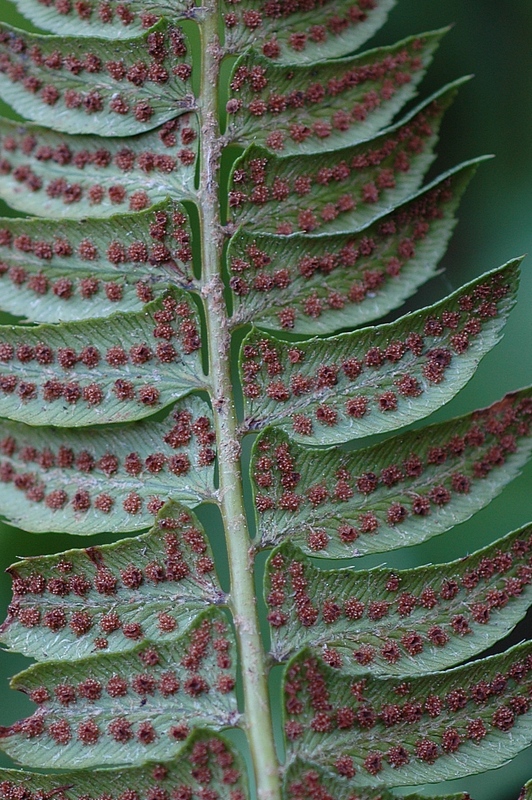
[266,526,532,674]
[0,396,216,534]
[0,114,198,218]
[242,261,520,445]
[0,21,193,136]
[251,388,532,556]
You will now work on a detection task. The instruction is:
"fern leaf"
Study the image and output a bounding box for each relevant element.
[0,290,204,426]
[14,0,190,39]
[0,21,193,136]
[284,761,472,800]
[0,0,529,796]
[0,201,193,323]
[1,609,237,768]
[252,388,532,555]
[0,114,198,218]
[242,261,520,444]
[283,642,532,786]
[227,30,445,154]
[266,524,532,674]
[521,780,532,800]
[0,730,248,800]
[221,0,396,65]
[0,500,222,660]
[229,159,483,334]
[229,80,465,236]
[0,397,216,535]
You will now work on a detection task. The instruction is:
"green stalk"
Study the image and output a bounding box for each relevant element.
[197,6,282,800]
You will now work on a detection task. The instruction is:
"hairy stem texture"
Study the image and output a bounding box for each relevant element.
[199,6,281,800]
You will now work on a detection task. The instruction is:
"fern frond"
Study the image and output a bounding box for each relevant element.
[0,0,530,798]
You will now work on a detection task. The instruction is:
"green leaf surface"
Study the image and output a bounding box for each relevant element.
[0,21,193,136]
[0,288,205,426]
[1,500,222,660]
[284,761,471,800]
[241,261,520,444]
[266,524,532,674]
[520,780,532,800]
[0,730,248,800]
[0,397,216,535]
[229,160,481,334]
[14,0,193,39]
[1,608,237,768]
[227,30,444,155]
[252,388,532,557]
[0,201,194,323]
[0,114,198,218]
[228,81,464,236]
[221,0,396,65]
[283,642,532,787]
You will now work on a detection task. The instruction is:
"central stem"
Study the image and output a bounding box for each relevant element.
[197,7,282,800]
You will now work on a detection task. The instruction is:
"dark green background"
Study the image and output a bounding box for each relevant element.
[0,1,531,797]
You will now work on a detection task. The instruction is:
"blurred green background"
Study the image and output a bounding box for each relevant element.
[0,0,531,797]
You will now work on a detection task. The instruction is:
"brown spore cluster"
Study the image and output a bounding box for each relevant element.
[0,733,245,800]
